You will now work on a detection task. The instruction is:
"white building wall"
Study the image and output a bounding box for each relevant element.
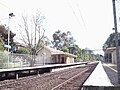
[35,49,53,65]
[66,57,74,64]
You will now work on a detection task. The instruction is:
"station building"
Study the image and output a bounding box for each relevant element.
[103,47,117,64]
[35,46,77,65]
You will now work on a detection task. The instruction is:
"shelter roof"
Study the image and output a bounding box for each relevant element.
[37,46,77,57]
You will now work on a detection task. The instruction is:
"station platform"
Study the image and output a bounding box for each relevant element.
[83,61,113,86]
[103,63,119,86]
[0,62,88,80]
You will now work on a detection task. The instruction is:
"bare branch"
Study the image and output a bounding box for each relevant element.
[22,16,31,46]
[18,11,46,56]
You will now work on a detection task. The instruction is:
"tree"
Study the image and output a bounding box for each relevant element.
[17,11,47,66]
[103,32,120,50]
[0,25,15,51]
[18,11,46,54]
[61,46,69,52]
[52,30,99,62]
[52,30,62,49]
[52,30,75,53]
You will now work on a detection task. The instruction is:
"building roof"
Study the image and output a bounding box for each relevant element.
[37,46,77,57]
[104,47,116,53]
[45,46,64,55]
[64,52,77,57]
[15,42,26,47]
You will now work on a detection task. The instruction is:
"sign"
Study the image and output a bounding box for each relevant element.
[4,44,11,49]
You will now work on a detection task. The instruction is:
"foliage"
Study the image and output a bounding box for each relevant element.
[52,30,102,62]
[61,46,69,52]
[17,47,30,54]
[103,33,120,50]
[0,39,4,51]
[74,47,101,62]
[52,30,75,53]
[0,24,16,52]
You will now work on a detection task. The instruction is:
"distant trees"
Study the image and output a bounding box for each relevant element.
[52,30,101,62]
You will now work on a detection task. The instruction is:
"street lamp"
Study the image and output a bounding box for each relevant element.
[8,13,15,52]
[7,13,15,68]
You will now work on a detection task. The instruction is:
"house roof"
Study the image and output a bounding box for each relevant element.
[15,42,26,47]
[37,46,77,57]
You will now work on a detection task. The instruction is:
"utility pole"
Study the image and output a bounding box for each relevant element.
[112,0,120,84]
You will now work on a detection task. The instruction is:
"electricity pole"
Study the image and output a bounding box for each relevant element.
[112,0,120,84]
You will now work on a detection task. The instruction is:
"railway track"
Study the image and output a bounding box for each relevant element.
[51,68,89,90]
[0,62,98,90]
[51,63,97,90]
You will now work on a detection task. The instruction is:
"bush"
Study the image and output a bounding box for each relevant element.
[17,47,30,54]
[61,46,69,52]
[0,52,9,68]
[0,41,4,51]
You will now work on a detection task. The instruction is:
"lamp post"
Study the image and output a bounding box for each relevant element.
[7,13,15,68]
[8,13,15,52]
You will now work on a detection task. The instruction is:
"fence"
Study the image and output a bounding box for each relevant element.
[0,52,41,69]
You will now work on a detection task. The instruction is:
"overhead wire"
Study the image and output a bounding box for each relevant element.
[0,1,10,9]
[67,0,87,31]
[76,4,87,31]
[67,0,82,28]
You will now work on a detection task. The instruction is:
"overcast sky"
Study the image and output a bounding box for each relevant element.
[0,0,118,54]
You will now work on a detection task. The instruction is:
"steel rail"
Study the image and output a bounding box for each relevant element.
[51,68,89,90]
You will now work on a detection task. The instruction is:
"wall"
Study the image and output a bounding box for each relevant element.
[35,48,53,65]
[66,57,74,64]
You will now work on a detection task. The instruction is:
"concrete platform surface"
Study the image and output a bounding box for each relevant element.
[103,63,119,86]
[83,61,113,86]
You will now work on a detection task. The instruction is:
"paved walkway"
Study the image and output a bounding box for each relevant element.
[83,61,113,86]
